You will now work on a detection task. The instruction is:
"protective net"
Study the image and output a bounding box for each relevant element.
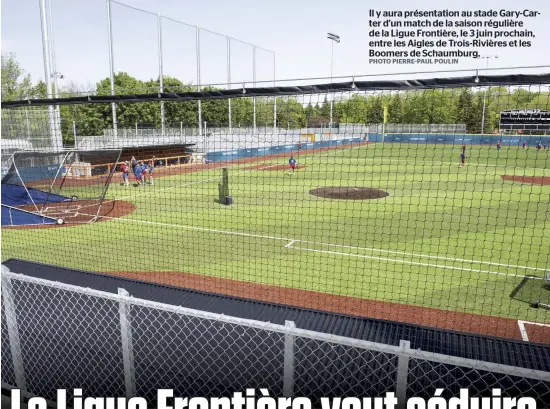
[1,73,550,343]
[1,149,122,227]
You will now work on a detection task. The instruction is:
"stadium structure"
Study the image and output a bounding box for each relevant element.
[2,72,550,408]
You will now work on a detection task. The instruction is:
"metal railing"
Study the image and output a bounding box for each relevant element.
[1,266,549,407]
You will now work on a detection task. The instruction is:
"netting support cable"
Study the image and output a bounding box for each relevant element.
[118,288,136,398]
[11,154,39,213]
[43,150,73,213]
[92,148,123,223]
[283,320,296,397]
[1,268,27,392]
[1,204,58,224]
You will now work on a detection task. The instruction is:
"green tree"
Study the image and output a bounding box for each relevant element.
[511,89,536,108]
[1,53,34,101]
[455,89,480,133]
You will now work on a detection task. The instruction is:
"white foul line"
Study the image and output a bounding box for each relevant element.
[294,240,549,272]
[517,320,550,342]
[74,212,545,280]
[285,242,542,279]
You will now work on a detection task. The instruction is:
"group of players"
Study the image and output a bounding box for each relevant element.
[120,156,155,187]
[496,140,549,151]
[460,139,549,168]
[118,142,546,182]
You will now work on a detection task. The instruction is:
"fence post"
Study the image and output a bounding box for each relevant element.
[118,288,136,398]
[283,320,296,397]
[1,270,27,393]
[395,340,411,409]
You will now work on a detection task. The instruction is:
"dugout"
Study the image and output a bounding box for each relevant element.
[77,143,196,174]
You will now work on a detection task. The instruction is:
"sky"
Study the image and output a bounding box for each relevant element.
[2,0,550,91]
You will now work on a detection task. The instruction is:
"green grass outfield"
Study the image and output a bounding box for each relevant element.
[2,143,550,323]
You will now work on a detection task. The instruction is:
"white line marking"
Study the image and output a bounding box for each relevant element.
[286,243,541,279]
[518,321,529,341]
[73,213,545,280]
[517,320,550,342]
[294,241,549,273]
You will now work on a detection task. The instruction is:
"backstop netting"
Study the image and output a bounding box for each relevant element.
[1,72,550,343]
[1,149,122,227]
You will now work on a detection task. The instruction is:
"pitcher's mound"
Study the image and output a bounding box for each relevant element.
[310,187,389,200]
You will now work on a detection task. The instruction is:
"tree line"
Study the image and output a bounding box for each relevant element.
[2,53,548,146]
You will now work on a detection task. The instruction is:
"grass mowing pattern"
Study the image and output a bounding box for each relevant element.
[2,143,549,323]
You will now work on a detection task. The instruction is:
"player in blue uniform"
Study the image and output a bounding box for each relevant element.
[147,158,155,185]
[134,162,143,186]
[139,162,148,185]
[288,156,297,174]
[459,151,466,168]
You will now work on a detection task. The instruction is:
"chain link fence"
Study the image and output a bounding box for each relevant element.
[2,266,549,407]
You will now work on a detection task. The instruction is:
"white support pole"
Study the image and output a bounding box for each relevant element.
[395,340,411,409]
[157,12,165,137]
[204,121,207,155]
[1,271,27,392]
[25,109,31,137]
[118,288,136,398]
[73,120,76,143]
[196,26,202,137]
[480,59,488,134]
[253,45,256,134]
[329,40,334,131]
[180,122,183,137]
[273,52,277,134]
[106,0,117,138]
[227,36,232,135]
[47,0,62,145]
[39,0,58,150]
[283,320,296,397]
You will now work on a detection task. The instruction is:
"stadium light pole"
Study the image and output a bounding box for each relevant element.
[196,26,202,138]
[480,55,498,134]
[39,0,59,150]
[157,12,165,137]
[227,36,232,134]
[106,0,118,138]
[327,32,340,131]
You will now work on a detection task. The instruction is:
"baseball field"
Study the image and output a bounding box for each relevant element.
[2,142,550,334]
